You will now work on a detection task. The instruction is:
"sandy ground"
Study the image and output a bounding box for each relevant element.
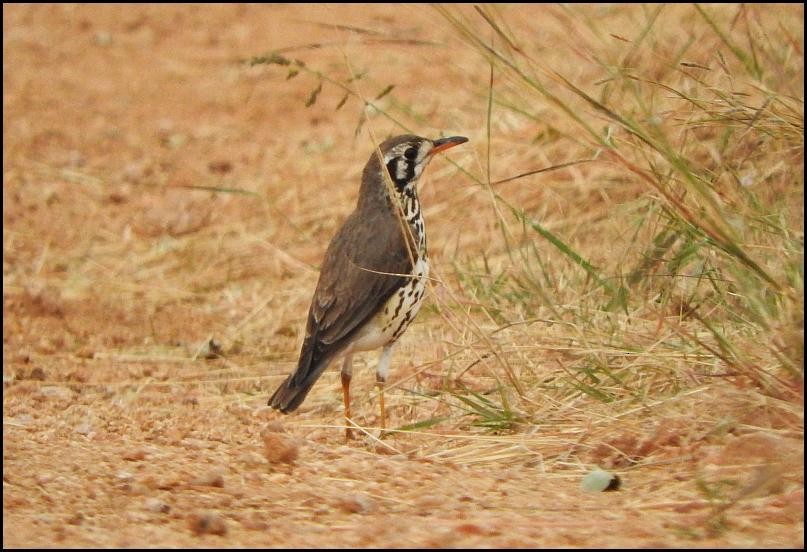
[3,4,803,548]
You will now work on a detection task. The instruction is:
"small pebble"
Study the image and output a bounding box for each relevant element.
[144,497,171,514]
[122,448,147,461]
[262,431,298,464]
[38,386,73,400]
[189,512,227,536]
[581,468,621,492]
[337,493,375,514]
[191,469,224,488]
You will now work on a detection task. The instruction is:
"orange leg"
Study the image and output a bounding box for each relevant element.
[341,355,353,442]
[375,345,393,436]
[376,374,386,433]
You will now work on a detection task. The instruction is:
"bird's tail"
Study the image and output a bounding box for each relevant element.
[268,373,318,413]
[268,340,334,413]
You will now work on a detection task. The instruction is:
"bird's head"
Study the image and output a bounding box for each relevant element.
[360,134,468,205]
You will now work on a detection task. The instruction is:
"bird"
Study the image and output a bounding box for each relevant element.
[269,133,468,440]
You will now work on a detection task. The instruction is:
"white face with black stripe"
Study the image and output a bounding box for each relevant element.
[382,139,434,193]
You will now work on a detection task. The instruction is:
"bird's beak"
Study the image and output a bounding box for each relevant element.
[429,136,469,156]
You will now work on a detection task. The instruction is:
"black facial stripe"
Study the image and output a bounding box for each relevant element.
[404,157,416,182]
[386,158,416,192]
[385,159,403,190]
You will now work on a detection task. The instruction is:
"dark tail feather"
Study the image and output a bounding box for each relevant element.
[268,344,334,412]
[268,374,318,413]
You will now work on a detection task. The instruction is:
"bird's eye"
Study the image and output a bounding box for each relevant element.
[404,147,418,160]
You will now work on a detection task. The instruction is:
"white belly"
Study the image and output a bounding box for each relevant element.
[348,257,429,352]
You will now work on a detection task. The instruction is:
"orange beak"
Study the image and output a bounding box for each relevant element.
[429,136,469,156]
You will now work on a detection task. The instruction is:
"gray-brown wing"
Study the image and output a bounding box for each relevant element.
[269,210,413,412]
